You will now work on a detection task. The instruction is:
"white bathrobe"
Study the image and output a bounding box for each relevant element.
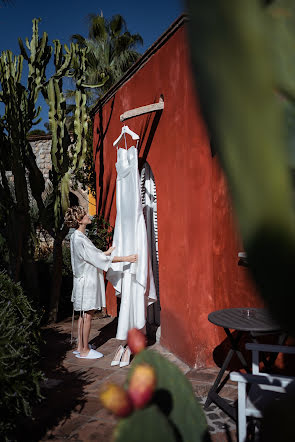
[70,230,112,312]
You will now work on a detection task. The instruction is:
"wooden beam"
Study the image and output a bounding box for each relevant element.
[120,98,164,122]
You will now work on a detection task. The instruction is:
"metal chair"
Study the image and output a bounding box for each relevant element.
[230,342,295,441]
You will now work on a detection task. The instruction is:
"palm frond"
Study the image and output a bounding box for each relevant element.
[113,32,143,58]
[88,14,108,41]
[130,33,143,47]
[109,14,126,37]
[69,12,143,103]
[111,49,141,74]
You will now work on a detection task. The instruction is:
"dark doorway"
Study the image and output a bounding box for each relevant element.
[140,162,161,327]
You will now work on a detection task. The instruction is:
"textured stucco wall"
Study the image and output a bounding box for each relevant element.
[93,19,261,368]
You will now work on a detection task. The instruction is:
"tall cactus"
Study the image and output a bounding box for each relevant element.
[0,19,103,317]
[40,39,104,231]
[0,19,51,296]
[40,41,90,320]
[38,32,106,321]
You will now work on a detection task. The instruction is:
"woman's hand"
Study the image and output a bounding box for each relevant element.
[125,254,138,263]
[112,253,138,263]
[104,246,115,256]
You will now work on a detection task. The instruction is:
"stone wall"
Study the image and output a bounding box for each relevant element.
[28,134,89,211]
[30,135,52,181]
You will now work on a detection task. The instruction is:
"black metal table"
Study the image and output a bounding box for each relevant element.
[204,307,285,421]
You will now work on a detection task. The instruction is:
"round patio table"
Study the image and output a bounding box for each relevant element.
[204,307,285,421]
[208,307,281,332]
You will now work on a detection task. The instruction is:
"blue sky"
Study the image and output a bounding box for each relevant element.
[0,0,183,129]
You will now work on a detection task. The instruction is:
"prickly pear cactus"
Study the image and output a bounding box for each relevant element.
[114,405,176,442]
[113,350,209,442]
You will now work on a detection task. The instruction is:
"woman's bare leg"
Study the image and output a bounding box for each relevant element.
[80,310,94,357]
[77,316,83,352]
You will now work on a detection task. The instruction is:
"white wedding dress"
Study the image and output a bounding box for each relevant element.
[107,146,157,340]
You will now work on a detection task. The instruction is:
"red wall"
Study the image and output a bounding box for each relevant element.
[93,22,261,368]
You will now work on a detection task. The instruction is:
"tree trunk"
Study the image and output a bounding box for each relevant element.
[48,236,63,323]
[10,140,32,283]
[22,234,40,302]
[48,227,68,322]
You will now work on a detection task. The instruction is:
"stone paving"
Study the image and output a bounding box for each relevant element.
[17,315,237,442]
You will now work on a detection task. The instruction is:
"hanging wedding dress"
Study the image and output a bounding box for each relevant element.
[107,146,157,340]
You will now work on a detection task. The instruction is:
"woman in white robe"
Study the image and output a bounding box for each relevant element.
[64,206,137,360]
[70,229,112,312]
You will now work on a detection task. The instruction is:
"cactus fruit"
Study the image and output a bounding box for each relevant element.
[127,328,147,354]
[99,383,133,417]
[128,363,156,409]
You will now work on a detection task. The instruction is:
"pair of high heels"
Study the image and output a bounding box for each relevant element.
[111,345,131,367]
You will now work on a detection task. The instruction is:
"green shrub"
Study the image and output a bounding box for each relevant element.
[0,272,44,439]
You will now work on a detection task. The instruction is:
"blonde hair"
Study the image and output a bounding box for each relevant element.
[64,206,86,229]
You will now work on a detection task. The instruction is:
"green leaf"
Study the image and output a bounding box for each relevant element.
[186,0,295,335]
[268,0,295,102]
[126,350,209,442]
[114,405,176,442]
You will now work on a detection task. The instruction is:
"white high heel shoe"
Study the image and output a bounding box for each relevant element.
[111,345,125,366]
[120,346,131,368]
